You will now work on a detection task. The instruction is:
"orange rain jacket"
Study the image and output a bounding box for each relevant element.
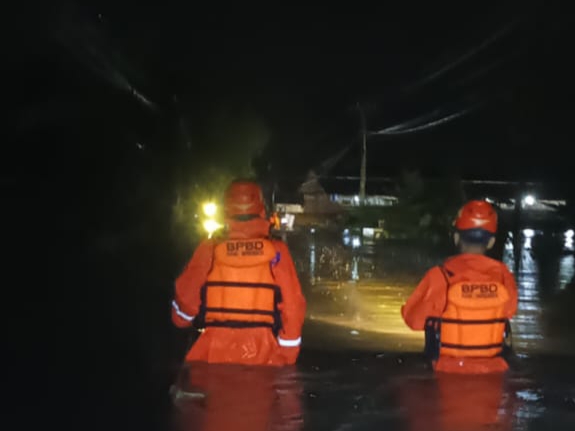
[402,253,518,374]
[172,217,306,366]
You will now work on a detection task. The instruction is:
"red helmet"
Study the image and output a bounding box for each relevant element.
[454,200,497,234]
[224,180,266,219]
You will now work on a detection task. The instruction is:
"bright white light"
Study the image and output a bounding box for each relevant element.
[202,202,217,217]
[352,237,361,248]
[203,219,221,236]
[354,195,360,203]
[485,197,494,203]
[363,227,375,238]
[565,230,574,250]
[310,228,315,233]
[523,195,536,206]
[523,229,535,238]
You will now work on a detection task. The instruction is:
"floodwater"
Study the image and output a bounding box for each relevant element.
[169,227,575,431]
[41,225,574,431]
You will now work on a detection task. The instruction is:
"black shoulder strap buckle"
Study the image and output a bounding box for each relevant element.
[424,317,442,361]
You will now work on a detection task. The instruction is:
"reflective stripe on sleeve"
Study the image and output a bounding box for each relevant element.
[172,300,194,321]
[278,336,301,347]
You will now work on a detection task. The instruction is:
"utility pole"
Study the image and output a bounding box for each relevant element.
[357,102,367,205]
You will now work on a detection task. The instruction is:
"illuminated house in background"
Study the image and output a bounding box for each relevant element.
[298,170,398,213]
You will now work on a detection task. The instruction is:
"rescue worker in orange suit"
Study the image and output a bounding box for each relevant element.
[401,199,518,374]
[399,200,520,431]
[171,179,307,366]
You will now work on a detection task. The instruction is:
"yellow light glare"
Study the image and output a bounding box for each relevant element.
[203,219,221,236]
[203,202,217,217]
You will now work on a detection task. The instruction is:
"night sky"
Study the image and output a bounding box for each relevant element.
[9,2,574,186]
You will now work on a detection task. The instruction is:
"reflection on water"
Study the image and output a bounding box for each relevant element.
[172,353,575,431]
[559,255,574,290]
[309,235,316,284]
[173,364,304,431]
[501,232,545,352]
[350,255,359,281]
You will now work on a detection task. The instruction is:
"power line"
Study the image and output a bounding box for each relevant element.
[369,100,484,136]
[402,16,523,95]
[52,4,159,113]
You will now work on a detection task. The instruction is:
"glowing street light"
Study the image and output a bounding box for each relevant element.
[566,229,574,249]
[203,202,217,217]
[523,195,536,206]
[203,219,222,238]
[201,202,221,238]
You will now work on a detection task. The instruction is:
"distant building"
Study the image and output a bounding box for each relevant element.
[298,170,399,213]
[330,193,398,207]
[274,203,304,214]
[298,171,345,214]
